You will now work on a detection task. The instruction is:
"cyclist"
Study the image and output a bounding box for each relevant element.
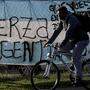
[45,6,89,86]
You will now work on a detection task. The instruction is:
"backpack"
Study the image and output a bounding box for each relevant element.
[73,13,90,32]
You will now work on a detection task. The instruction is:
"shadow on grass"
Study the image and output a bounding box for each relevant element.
[58,80,90,90]
[59,80,90,87]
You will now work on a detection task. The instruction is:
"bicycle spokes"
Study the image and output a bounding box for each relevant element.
[31,60,59,90]
[43,63,51,77]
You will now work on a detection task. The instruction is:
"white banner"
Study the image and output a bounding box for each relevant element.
[0,0,89,65]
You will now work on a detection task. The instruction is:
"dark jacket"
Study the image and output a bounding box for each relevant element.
[47,13,89,46]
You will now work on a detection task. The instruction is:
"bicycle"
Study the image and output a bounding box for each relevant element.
[31,43,90,90]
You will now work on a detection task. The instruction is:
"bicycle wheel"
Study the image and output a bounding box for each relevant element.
[31,60,60,90]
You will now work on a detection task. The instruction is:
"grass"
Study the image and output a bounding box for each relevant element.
[0,73,32,90]
[0,71,90,90]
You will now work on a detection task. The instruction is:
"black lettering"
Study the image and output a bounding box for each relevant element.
[9,16,21,39]
[13,42,22,58]
[49,4,56,13]
[0,19,7,36]
[23,41,32,62]
[1,41,13,58]
[51,14,58,21]
[36,18,49,39]
[22,17,36,39]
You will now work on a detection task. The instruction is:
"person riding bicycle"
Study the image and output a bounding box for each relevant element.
[45,6,89,86]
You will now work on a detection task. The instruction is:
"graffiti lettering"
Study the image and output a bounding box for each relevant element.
[0,19,7,36]
[1,41,21,58]
[36,18,48,39]
[9,16,21,39]
[0,41,32,62]
[22,17,36,39]
[51,14,58,21]
[0,17,50,40]
[49,4,56,13]
[0,40,47,64]
[23,41,31,62]
[49,4,59,21]
[13,41,22,58]
[1,41,13,58]
[78,1,88,8]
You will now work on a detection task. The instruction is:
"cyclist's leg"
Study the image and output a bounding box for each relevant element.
[60,41,77,84]
[73,40,89,79]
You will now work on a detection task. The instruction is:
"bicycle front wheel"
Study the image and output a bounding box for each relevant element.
[31,60,60,90]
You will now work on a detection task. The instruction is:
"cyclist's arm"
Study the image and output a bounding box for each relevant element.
[47,21,63,44]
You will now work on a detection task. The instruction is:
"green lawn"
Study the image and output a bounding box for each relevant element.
[0,73,31,90]
[0,71,90,90]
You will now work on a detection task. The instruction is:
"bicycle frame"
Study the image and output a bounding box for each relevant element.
[31,44,90,90]
[44,44,77,78]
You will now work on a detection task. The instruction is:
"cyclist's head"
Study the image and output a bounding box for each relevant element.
[58,6,68,20]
